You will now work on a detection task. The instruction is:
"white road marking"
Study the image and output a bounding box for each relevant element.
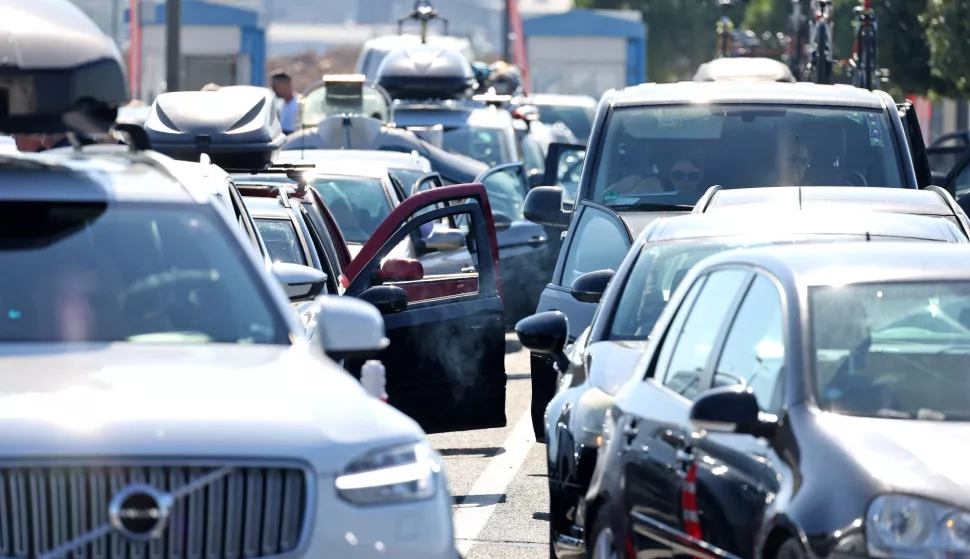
[452,408,536,555]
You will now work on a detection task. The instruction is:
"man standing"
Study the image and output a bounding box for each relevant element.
[271,72,299,135]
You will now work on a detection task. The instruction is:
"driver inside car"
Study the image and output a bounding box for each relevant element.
[602,135,665,203]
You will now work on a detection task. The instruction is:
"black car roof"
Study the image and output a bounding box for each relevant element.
[700,241,970,287]
[646,207,964,243]
[701,187,954,217]
[611,82,887,109]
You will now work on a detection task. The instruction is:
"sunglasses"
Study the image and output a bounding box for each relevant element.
[672,169,701,182]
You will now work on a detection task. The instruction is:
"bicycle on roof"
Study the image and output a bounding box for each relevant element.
[847,0,879,90]
[803,0,836,84]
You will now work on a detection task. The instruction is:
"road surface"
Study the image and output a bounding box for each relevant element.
[428,333,550,558]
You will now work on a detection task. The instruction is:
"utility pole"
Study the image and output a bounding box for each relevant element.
[502,0,511,61]
[165,0,182,92]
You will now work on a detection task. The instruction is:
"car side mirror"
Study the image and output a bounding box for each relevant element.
[424,227,466,251]
[515,311,570,373]
[358,284,409,314]
[689,385,778,439]
[570,269,614,304]
[524,186,569,228]
[272,262,328,302]
[314,295,390,361]
[527,169,544,189]
[375,258,424,283]
[492,211,513,231]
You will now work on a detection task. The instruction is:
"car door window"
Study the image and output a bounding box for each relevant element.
[479,165,527,222]
[520,133,545,175]
[658,269,750,400]
[560,205,629,288]
[713,274,786,411]
[254,218,307,265]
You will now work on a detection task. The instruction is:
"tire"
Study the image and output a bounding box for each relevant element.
[815,25,831,84]
[588,509,622,559]
[777,538,808,559]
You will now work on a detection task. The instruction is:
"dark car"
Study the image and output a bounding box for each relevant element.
[584,241,970,559]
[515,208,968,559]
[521,80,953,439]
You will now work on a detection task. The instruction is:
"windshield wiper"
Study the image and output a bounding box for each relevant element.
[611,202,695,212]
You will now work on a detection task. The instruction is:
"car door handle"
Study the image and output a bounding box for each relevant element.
[560,231,568,242]
[528,235,546,247]
[461,266,476,273]
[660,429,687,449]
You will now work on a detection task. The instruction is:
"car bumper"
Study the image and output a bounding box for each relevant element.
[305,471,455,558]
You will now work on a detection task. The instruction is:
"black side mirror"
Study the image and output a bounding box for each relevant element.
[524,186,569,228]
[570,269,614,304]
[527,169,544,189]
[492,211,514,231]
[358,285,408,314]
[689,385,778,439]
[515,311,570,373]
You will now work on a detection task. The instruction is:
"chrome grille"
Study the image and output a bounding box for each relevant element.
[0,464,309,559]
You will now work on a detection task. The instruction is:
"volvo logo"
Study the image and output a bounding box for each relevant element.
[108,485,174,541]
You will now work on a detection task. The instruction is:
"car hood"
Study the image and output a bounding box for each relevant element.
[587,340,650,396]
[619,210,692,236]
[818,413,970,507]
[0,343,424,474]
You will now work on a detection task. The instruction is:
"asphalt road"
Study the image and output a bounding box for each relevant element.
[428,333,549,558]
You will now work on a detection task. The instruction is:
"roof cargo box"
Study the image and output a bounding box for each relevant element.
[375,44,476,101]
[0,0,129,133]
[145,86,284,169]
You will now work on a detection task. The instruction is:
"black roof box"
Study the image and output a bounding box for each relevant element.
[145,86,284,169]
[0,0,129,134]
[375,44,475,101]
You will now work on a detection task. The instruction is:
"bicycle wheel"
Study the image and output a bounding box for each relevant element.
[860,24,877,90]
[814,24,832,84]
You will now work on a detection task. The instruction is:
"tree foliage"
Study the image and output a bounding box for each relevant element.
[925,0,970,96]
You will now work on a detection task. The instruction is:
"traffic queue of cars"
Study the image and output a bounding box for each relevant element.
[511,75,970,559]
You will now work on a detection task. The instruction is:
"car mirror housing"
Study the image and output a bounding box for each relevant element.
[570,269,614,304]
[272,262,328,302]
[523,186,569,227]
[314,295,390,361]
[689,385,778,439]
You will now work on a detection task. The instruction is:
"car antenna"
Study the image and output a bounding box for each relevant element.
[794,133,802,190]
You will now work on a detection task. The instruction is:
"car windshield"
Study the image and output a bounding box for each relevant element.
[538,104,595,141]
[609,235,925,340]
[310,175,393,244]
[254,218,307,265]
[591,104,904,210]
[442,126,509,167]
[0,202,287,344]
[812,281,970,421]
[300,83,391,127]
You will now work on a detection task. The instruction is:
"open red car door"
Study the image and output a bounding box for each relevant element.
[342,183,507,434]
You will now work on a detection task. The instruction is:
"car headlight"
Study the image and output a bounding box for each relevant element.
[334,441,441,506]
[867,494,970,557]
[575,387,614,447]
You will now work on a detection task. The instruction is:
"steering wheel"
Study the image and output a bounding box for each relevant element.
[123,270,221,325]
[844,170,869,186]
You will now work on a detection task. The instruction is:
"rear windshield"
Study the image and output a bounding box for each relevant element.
[591,104,905,210]
[0,202,288,344]
[442,126,509,167]
[254,218,307,266]
[812,281,970,420]
[538,105,595,141]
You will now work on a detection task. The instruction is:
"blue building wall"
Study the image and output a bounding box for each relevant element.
[523,9,647,86]
[126,0,266,86]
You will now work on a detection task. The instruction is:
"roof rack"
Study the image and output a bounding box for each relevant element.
[224,163,317,197]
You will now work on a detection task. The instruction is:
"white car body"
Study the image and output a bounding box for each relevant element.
[0,148,458,559]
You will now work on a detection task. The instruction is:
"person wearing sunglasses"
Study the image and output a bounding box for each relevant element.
[669,157,705,198]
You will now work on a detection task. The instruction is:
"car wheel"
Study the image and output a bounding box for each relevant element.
[589,510,621,559]
[776,538,807,559]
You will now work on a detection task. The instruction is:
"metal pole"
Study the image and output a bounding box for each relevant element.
[502,0,511,61]
[165,0,182,92]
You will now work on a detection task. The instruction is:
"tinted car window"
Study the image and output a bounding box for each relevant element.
[255,218,307,266]
[560,207,629,288]
[659,268,749,399]
[538,105,595,141]
[311,176,393,243]
[714,274,786,410]
[388,168,426,193]
[442,126,509,167]
[812,280,970,420]
[591,105,904,209]
[0,202,287,344]
[480,166,527,222]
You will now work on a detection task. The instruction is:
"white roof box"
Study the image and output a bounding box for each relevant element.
[0,0,128,133]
